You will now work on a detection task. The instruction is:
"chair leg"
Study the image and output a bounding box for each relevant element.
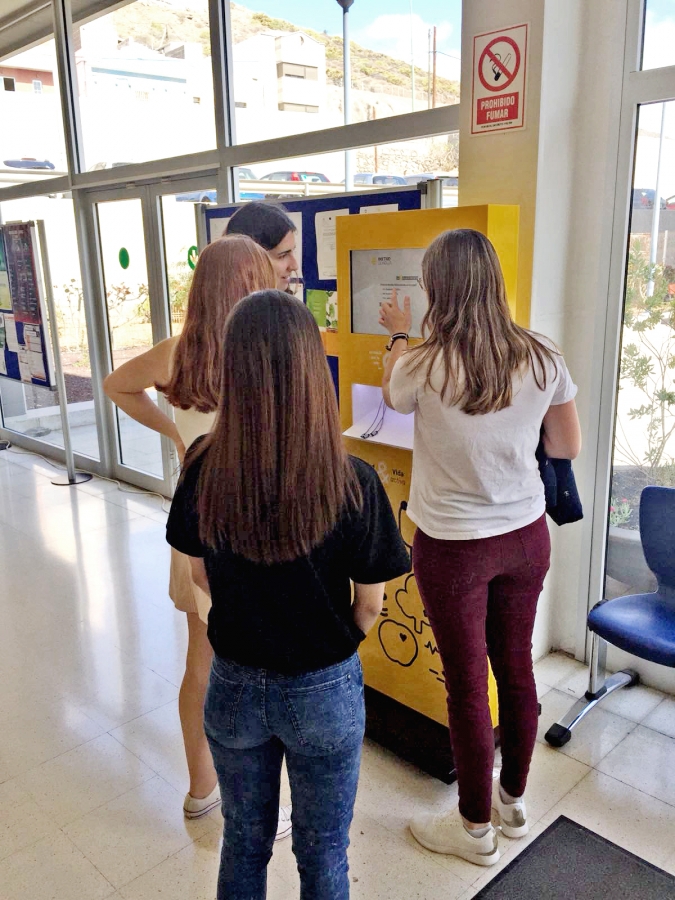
[544,635,640,748]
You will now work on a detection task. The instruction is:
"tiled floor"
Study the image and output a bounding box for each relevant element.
[1,448,675,899]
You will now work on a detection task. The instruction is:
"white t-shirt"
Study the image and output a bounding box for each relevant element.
[389,343,577,540]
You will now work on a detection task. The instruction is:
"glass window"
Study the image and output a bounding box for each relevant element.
[0,40,68,185]
[642,0,675,71]
[160,190,212,334]
[73,0,216,169]
[604,100,675,600]
[230,1,460,143]
[0,196,100,461]
[234,132,458,205]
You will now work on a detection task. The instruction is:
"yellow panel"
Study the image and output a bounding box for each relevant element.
[336,205,520,729]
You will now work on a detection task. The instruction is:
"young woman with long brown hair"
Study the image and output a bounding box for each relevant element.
[167,291,409,900]
[104,236,294,833]
[379,229,581,867]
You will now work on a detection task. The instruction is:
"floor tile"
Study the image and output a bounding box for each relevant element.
[110,702,188,794]
[15,733,156,826]
[0,830,115,900]
[555,668,665,723]
[0,698,105,782]
[538,769,675,868]
[643,697,675,740]
[537,688,636,767]
[533,652,585,691]
[63,776,214,889]
[597,725,675,807]
[0,794,61,861]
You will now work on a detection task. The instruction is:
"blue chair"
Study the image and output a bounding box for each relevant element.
[545,486,675,747]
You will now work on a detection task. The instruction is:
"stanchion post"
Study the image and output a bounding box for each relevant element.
[36,220,92,486]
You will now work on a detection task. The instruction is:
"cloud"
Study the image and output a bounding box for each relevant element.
[642,10,675,70]
[353,14,460,81]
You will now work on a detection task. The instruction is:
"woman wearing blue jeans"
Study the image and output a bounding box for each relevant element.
[167,290,410,900]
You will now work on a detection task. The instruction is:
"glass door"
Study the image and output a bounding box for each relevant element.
[603,98,675,602]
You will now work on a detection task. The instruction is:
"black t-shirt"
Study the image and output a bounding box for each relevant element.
[166,451,410,674]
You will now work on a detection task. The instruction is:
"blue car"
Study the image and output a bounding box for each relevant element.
[4,158,55,170]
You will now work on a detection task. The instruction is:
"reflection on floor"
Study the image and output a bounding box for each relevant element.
[0,448,675,900]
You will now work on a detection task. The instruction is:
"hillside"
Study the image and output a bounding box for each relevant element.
[112,1,460,106]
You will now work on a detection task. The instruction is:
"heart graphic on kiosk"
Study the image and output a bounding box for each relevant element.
[378,619,419,667]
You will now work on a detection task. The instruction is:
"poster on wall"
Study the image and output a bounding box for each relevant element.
[0,231,10,309]
[471,23,528,135]
[351,248,427,338]
[0,223,54,387]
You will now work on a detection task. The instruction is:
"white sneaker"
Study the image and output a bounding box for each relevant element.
[491,779,528,839]
[183,783,221,819]
[410,808,500,866]
[275,804,292,842]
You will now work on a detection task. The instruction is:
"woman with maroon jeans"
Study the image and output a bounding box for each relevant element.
[379,229,581,867]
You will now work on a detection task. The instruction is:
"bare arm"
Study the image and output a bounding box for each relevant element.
[103,337,185,461]
[542,399,582,459]
[189,557,211,596]
[352,582,385,635]
[379,290,412,409]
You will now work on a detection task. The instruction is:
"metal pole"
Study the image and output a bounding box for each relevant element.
[427,28,431,109]
[432,25,437,109]
[36,220,92,486]
[342,3,353,190]
[410,0,415,112]
[648,103,667,297]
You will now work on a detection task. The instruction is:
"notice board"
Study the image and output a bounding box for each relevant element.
[0,223,54,387]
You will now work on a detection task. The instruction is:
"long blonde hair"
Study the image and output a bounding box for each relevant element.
[406,229,558,415]
[160,235,276,411]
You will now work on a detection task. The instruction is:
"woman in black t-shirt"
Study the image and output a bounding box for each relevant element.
[167,291,409,900]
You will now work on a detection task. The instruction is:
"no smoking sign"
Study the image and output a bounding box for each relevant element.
[472,24,528,135]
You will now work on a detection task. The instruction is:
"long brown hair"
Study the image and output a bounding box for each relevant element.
[161,235,276,411]
[406,229,558,415]
[191,290,361,564]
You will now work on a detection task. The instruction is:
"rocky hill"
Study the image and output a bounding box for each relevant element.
[112,1,460,106]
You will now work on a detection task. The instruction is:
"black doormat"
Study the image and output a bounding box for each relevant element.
[474,816,675,899]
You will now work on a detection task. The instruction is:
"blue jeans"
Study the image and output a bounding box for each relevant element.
[204,652,365,900]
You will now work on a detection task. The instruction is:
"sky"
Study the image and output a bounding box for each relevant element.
[233,0,463,80]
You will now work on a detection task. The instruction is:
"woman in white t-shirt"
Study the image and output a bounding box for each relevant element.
[379,228,581,868]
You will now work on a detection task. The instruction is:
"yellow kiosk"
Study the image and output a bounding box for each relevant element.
[335,205,520,781]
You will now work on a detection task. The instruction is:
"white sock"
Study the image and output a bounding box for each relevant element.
[499,785,522,805]
[465,824,491,838]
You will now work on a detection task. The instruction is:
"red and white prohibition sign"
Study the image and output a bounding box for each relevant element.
[472,24,528,134]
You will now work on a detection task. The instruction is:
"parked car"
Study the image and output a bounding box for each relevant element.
[354,173,407,186]
[666,195,675,211]
[260,170,329,183]
[175,187,265,203]
[237,167,257,180]
[87,161,133,170]
[3,158,55,170]
[404,172,458,186]
[632,188,666,209]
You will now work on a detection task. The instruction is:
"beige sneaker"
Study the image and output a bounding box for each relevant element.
[183,783,221,819]
[410,808,500,866]
[491,779,528,839]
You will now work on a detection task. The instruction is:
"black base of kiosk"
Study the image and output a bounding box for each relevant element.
[364,685,541,785]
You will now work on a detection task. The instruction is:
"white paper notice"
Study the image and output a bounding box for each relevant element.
[315,209,349,281]
[359,204,399,215]
[0,353,6,376]
[4,314,19,352]
[209,216,230,241]
[288,211,303,281]
[18,347,32,383]
[351,248,427,338]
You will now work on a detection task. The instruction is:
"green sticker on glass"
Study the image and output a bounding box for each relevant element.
[119,248,130,270]
[187,246,199,270]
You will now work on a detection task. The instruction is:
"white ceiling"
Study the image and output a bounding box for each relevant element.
[0,0,131,62]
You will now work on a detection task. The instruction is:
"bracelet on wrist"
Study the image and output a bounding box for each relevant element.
[386,332,409,351]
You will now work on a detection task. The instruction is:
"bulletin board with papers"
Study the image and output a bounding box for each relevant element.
[0,222,54,388]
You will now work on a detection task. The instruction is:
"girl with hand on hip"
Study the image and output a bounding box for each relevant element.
[104,237,294,837]
[379,229,581,867]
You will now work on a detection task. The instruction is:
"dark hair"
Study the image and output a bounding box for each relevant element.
[406,229,559,415]
[190,290,361,564]
[159,236,276,411]
[226,202,296,251]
